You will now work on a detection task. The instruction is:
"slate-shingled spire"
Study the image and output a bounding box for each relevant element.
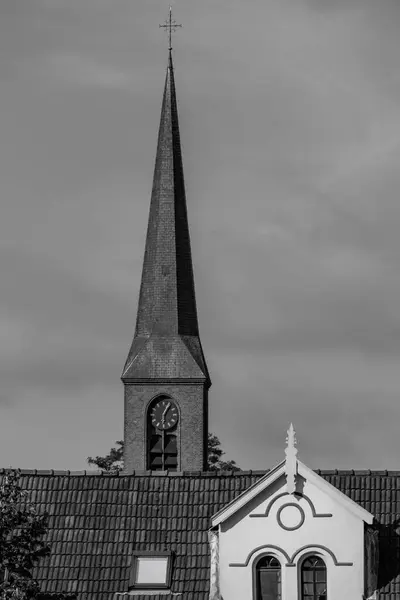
[122,51,210,384]
[122,50,210,473]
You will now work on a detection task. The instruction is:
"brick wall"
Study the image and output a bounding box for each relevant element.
[124,383,208,473]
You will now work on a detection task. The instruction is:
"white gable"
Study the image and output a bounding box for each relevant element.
[212,426,374,600]
[212,459,373,528]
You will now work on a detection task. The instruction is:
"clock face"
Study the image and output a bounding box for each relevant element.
[151,399,179,430]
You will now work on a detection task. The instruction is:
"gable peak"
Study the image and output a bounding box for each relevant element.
[285,423,298,494]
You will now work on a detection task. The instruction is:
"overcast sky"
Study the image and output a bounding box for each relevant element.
[2,0,400,471]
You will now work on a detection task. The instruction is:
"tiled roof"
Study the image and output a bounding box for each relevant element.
[2,469,400,600]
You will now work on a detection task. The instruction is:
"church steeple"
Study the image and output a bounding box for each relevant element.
[135,51,186,337]
[122,51,209,384]
[122,43,210,474]
[133,51,195,340]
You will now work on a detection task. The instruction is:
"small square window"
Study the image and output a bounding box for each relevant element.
[130,551,173,589]
[137,557,168,584]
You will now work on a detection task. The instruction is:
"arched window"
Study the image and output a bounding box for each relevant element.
[147,396,179,471]
[300,556,327,600]
[255,555,281,600]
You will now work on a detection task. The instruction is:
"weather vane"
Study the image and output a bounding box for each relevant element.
[159,6,182,51]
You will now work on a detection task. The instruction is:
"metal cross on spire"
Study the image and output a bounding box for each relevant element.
[159,6,182,51]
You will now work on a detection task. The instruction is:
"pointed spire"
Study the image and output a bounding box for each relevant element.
[122,50,210,385]
[285,423,298,494]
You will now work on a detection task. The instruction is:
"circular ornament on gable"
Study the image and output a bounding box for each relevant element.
[277,503,305,531]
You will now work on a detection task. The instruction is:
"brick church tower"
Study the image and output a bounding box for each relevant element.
[121,50,211,474]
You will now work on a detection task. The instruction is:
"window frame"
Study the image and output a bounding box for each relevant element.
[146,395,180,472]
[299,554,327,600]
[129,551,173,590]
[253,554,282,600]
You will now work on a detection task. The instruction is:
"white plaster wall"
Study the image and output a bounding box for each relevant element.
[218,475,365,600]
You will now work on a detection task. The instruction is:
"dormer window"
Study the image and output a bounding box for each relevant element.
[129,551,172,590]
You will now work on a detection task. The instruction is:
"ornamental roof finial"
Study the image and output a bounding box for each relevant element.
[285,423,298,494]
[159,6,182,52]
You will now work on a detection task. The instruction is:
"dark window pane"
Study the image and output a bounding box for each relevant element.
[165,454,178,468]
[302,583,313,595]
[165,435,177,454]
[259,571,280,600]
[150,435,163,453]
[258,556,281,570]
[149,455,163,469]
[259,556,280,569]
[262,557,278,566]
[316,570,326,582]
[303,558,312,568]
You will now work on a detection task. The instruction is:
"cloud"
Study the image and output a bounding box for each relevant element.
[210,347,400,469]
[199,197,400,357]
[0,246,131,404]
[2,0,400,471]
[44,53,132,89]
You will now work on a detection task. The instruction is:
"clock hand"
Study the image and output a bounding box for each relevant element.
[162,402,171,419]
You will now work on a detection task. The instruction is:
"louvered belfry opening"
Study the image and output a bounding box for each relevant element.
[147,396,179,471]
[147,428,178,471]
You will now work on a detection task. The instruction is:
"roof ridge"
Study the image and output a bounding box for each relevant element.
[315,469,399,476]
[3,467,400,477]
[0,468,270,478]
[0,468,105,476]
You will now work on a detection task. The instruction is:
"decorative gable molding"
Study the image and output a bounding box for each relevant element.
[211,459,374,527]
[211,461,286,527]
[298,461,374,524]
[284,423,298,494]
[250,491,332,519]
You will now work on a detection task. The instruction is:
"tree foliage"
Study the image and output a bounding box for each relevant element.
[206,433,240,471]
[0,471,50,600]
[87,441,124,472]
[87,433,240,472]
